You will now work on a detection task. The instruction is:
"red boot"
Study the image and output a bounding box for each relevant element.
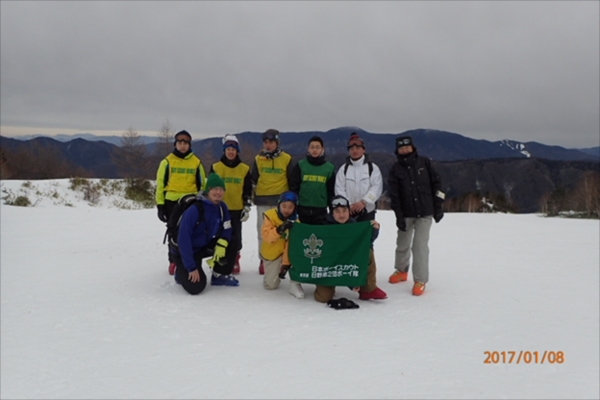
[168,262,177,276]
[359,287,388,300]
[258,259,265,275]
[232,253,241,275]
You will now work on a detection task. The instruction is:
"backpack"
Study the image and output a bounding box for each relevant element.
[341,160,377,210]
[163,194,224,248]
[343,161,373,177]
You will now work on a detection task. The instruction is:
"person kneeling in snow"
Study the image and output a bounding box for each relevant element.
[314,195,387,303]
[261,191,305,299]
[171,173,239,295]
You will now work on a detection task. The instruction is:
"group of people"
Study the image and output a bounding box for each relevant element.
[154,128,445,302]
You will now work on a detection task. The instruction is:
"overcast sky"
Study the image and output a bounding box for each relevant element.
[1,1,598,148]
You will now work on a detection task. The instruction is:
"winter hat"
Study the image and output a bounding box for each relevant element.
[174,130,192,145]
[222,134,240,152]
[205,173,226,192]
[262,129,280,143]
[278,191,298,205]
[308,136,324,147]
[395,136,414,149]
[330,195,350,210]
[347,132,365,148]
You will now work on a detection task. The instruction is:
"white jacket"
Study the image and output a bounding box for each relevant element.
[334,155,383,214]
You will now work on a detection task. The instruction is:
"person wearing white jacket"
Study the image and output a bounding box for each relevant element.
[334,132,383,222]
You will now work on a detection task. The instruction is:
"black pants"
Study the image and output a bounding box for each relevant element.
[172,241,237,295]
[297,206,327,225]
[164,200,178,262]
[173,250,209,295]
[354,210,376,222]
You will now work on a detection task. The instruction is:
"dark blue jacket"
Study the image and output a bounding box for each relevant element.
[175,198,232,272]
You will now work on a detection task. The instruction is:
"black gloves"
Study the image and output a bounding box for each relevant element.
[276,220,294,235]
[396,217,406,232]
[279,265,291,279]
[327,298,360,310]
[434,204,444,223]
[157,205,167,222]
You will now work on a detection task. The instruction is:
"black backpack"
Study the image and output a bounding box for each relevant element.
[164,194,225,248]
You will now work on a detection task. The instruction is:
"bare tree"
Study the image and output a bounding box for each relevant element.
[114,126,150,178]
[155,118,173,158]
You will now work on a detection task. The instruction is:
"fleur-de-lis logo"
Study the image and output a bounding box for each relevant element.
[303,234,323,264]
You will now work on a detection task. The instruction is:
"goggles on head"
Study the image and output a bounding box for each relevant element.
[396,138,412,146]
[331,197,350,209]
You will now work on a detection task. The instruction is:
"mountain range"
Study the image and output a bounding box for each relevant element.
[2,128,598,213]
[4,127,599,161]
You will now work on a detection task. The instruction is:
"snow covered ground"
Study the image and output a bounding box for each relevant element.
[1,179,599,399]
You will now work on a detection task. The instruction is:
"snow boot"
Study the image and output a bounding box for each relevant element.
[389,270,408,284]
[289,281,305,299]
[359,287,388,300]
[232,253,241,275]
[412,282,426,296]
[168,262,177,276]
[211,273,240,287]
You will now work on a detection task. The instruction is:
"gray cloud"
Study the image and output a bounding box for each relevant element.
[1,1,598,147]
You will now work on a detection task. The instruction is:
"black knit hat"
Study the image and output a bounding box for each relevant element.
[395,136,413,149]
[308,136,324,147]
[262,129,280,143]
[174,130,192,145]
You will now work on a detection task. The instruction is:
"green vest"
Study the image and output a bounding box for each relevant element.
[297,159,335,208]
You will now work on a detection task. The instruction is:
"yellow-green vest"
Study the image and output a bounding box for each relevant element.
[155,153,206,204]
[212,161,250,211]
[254,152,292,196]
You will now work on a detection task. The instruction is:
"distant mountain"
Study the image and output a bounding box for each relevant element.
[576,146,600,158]
[5,127,598,161]
[7,133,158,146]
[2,129,598,214]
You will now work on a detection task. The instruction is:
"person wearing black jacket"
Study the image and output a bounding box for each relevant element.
[387,136,445,296]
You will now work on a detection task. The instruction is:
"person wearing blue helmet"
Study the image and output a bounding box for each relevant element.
[260,191,304,298]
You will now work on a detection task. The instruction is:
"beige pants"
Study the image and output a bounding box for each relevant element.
[314,249,378,302]
[263,257,283,290]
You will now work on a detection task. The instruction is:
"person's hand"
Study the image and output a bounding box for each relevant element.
[157,205,167,222]
[188,269,200,283]
[396,217,406,232]
[276,220,294,235]
[370,220,380,230]
[240,205,251,222]
[350,200,366,215]
[213,238,228,261]
[434,211,444,223]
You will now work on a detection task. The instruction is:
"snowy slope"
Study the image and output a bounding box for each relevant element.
[1,180,598,399]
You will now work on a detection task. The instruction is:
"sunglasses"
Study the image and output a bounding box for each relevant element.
[331,197,350,209]
[175,139,191,144]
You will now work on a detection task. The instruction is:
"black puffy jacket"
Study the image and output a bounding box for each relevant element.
[387,150,443,219]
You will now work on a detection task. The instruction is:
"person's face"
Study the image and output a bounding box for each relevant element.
[207,187,225,203]
[279,201,296,218]
[175,137,191,153]
[398,145,413,155]
[263,139,278,152]
[225,147,238,160]
[307,141,324,158]
[332,207,350,223]
[348,143,365,160]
